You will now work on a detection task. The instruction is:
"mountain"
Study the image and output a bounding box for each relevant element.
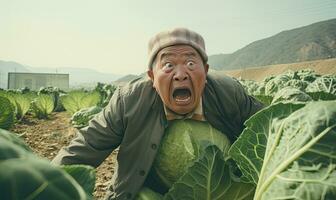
[0,61,31,89]
[0,60,122,89]
[208,18,336,70]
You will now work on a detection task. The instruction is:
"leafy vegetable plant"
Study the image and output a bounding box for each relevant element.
[137,101,336,200]
[61,90,101,115]
[71,106,103,128]
[230,101,336,199]
[0,96,15,129]
[31,94,55,119]
[0,128,96,200]
[12,93,32,120]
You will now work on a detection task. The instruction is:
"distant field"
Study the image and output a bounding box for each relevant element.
[221,58,336,81]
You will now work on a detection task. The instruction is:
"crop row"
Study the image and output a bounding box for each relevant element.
[0,83,116,130]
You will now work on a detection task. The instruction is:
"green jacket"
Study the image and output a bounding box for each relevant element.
[52,73,263,200]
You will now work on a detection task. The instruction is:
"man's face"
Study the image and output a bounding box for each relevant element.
[148,45,209,114]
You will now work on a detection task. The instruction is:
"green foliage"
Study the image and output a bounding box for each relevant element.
[12,93,32,120]
[239,79,260,95]
[39,86,66,112]
[17,86,31,94]
[238,69,335,107]
[264,74,292,95]
[0,129,32,152]
[253,95,273,106]
[306,91,336,101]
[136,187,163,200]
[0,129,96,199]
[146,100,336,200]
[31,94,54,119]
[0,91,18,117]
[0,96,15,130]
[94,82,117,107]
[154,120,231,188]
[283,79,309,91]
[164,146,255,200]
[71,106,103,128]
[60,165,96,198]
[272,87,312,104]
[0,91,36,121]
[306,75,336,95]
[229,101,336,199]
[24,92,38,102]
[61,90,101,115]
[296,68,319,82]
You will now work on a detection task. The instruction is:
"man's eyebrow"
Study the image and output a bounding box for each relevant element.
[160,52,175,59]
[160,52,197,59]
[182,52,197,57]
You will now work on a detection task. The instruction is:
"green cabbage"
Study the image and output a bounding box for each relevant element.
[0,91,18,117]
[296,69,319,82]
[0,96,15,130]
[264,74,292,95]
[272,87,312,104]
[136,187,163,200]
[0,129,32,152]
[229,101,336,199]
[12,93,31,120]
[94,82,117,107]
[306,75,336,95]
[283,79,309,91]
[31,94,54,119]
[153,120,231,188]
[0,129,95,200]
[61,90,101,115]
[71,106,103,128]
[164,145,255,200]
[39,86,66,112]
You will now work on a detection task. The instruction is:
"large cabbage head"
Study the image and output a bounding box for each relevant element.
[153,119,231,188]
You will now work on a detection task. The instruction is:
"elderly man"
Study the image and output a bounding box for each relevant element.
[52,28,263,200]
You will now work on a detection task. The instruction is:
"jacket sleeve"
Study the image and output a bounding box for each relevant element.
[51,87,124,167]
[234,79,264,125]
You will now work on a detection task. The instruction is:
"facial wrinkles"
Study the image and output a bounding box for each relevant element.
[158,47,204,88]
[151,45,207,114]
[160,51,197,65]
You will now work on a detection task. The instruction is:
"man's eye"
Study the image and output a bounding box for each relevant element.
[164,62,174,68]
[187,61,194,66]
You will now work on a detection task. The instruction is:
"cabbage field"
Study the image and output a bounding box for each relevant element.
[0,69,336,200]
[0,83,117,199]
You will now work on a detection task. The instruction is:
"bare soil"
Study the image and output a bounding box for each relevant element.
[222,58,336,81]
[10,112,116,200]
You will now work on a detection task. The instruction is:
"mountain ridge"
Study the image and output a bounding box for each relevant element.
[208,18,336,70]
[0,60,122,89]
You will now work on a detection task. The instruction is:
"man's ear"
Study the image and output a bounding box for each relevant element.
[147,69,154,82]
[204,64,209,74]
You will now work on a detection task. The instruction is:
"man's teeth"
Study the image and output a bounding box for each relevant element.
[175,96,191,102]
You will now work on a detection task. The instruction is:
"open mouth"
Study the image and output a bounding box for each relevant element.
[172,88,192,103]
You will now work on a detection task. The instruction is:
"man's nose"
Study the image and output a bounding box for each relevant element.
[173,66,188,81]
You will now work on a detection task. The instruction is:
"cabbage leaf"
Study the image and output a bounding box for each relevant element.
[229,101,336,200]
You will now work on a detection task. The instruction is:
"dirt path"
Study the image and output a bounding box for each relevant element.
[10,112,116,199]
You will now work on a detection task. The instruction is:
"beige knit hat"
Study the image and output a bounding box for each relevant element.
[147,27,208,69]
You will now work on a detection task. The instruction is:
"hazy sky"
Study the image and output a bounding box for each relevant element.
[1,0,336,75]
